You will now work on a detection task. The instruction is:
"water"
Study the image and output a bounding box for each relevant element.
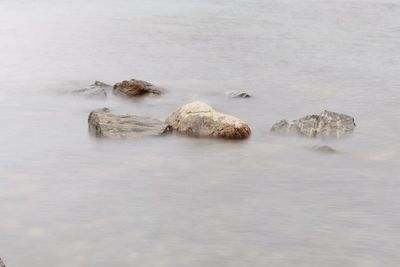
[1,0,400,266]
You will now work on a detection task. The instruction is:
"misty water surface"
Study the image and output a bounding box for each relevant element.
[0,0,400,266]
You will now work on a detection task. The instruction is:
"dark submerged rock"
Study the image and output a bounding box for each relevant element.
[71,81,111,98]
[227,91,251,98]
[88,108,168,138]
[166,101,251,139]
[271,110,356,138]
[312,145,336,154]
[113,79,163,97]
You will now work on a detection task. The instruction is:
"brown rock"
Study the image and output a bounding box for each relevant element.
[113,79,162,97]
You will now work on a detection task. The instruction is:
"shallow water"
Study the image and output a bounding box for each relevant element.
[1,0,400,266]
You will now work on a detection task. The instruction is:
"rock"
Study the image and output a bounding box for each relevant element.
[0,258,5,267]
[113,79,163,97]
[71,81,110,98]
[227,91,251,98]
[166,101,251,139]
[88,108,168,138]
[312,145,336,154]
[271,110,356,138]
[271,119,301,135]
[93,80,111,87]
[317,110,356,138]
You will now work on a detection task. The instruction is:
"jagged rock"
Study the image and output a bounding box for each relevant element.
[113,79,163,97]
[271,110,356,138]
[0,258,5,267]
[166,101,251,139]
[227,91,251,98]
[71,81,110,98]
[271,119,302,135]
[88,108,168,138]
[312,145,336,154]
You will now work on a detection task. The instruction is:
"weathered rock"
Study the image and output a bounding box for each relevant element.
[312,145,336,154]
[271,110,356,138]
[317,110,356,138]
[88,108,168,138]
[0,258,5,267]
[71,81,111,98]
[166,101,251,139]
[227,91,251,98]
[113,79,163,97]
[271,119,302,135]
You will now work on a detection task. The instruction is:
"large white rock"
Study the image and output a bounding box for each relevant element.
[166,101,251,139]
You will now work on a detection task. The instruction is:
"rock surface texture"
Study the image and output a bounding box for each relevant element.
[88,108,168,138]
[166,101,251,139]
[271,110,356,138]
[71,81,110,98]
[113,79,162,97]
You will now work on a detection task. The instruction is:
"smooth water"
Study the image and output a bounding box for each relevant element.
[1,0,400,266]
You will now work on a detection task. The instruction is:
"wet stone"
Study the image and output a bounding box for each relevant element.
[166,101,251,139]
[271,110,356,138]
[88,108,168,138]
[71,80,110,98]
[113,79,163,97]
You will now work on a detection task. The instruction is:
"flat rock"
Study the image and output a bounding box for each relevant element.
[71,81,110,98]
[113,79,163,97]
[166,101,251,139]
[271,110,356,138]
[227,91,251,98]
[88,108,168,138]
